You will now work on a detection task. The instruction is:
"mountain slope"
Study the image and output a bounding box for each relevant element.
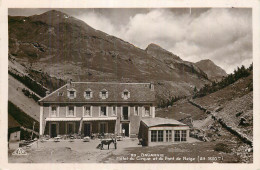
[8,10,210,103]
[195,59,227,81]
[145,43,208,80]
[8,75,40,121]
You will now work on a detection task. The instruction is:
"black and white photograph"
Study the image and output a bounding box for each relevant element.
[2,3,258,167]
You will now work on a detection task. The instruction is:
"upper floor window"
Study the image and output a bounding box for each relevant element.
[100,89,108,99]
[145,106,150,116]
[134,106,139,115]
[70,91,75,97]
[67,106,75,117]
[100,106,107,116]
[83,106,92,117]
[84,89,93,99]
[112,106,117,116]
[67,88,76,99]
[122,89,130,100]
[50,106,58,117]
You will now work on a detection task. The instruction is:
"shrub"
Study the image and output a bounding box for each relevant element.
[194,64,253,99]
[214,143,232,153]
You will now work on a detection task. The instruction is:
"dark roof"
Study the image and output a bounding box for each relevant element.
[8,114,21,129]
[39,82,155,103]
[141,117,188,127]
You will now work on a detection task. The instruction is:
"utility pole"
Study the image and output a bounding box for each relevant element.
[31,121,35,140]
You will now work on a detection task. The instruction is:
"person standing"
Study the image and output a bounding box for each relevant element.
[122,128,125,138]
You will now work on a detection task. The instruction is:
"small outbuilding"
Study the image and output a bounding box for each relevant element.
[138,117,190,146]
[8,115,21,142]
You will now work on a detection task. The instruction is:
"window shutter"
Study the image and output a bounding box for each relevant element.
[121,93,124,99]
[90,91,93,98]
[106,91,108,98]
[99,92,102,98]
[57,106,60,117]
[128,92,130,98]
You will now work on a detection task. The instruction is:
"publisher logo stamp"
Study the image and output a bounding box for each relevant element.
[12,148,28,156]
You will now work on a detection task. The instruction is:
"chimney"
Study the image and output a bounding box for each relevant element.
[67,78,72,88]
[45,90,50,96]
[150,82,154,91]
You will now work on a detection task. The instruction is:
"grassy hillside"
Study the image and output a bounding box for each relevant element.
[8,101,39,132]
[8,74,40,121]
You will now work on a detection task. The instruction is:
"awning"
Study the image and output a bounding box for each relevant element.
[45,117,117,122]
[83,117,117,121]
[45,117,81,121]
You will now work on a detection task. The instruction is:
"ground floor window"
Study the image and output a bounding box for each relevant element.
[158,130,164,142]
[174,130,181,142]
[151,130,164,142]
[174,130,187,142]
[166,130,172,142]
[181,130,187,141]
[151,130,157,142]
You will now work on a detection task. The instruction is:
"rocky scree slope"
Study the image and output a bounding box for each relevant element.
[195,59,227,81]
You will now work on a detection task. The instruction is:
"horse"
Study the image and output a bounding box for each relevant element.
[97,138,116,150]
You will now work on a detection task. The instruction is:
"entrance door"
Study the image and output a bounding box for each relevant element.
[84,123,91,137]
[100,123,107,134]
[50,124,57,138]
[122,123,129,137]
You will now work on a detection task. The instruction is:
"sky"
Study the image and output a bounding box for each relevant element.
[9,8,252,73]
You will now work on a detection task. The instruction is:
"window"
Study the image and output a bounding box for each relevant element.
[145,107,150,116]
[67,89,76,99]
[50,106,58,117]
[84,89,92,99]
[158,130,164,142]
[112,106,117,116]
[151,130,164,142]
[100,89,108,99]
[67,106,75,117]
[151,130,157,142]
[174,130,181,142]
[134,106,139,115]
[58,92,63,96]
[181,130,187,141]
[100,106,107,116]
[84,106,91,117]
[122,107,129,120]
[166,130,172,142]
[86,91,91,97]
[122,89,130,99]
[14,132,18,138]
[70,91,75,97]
